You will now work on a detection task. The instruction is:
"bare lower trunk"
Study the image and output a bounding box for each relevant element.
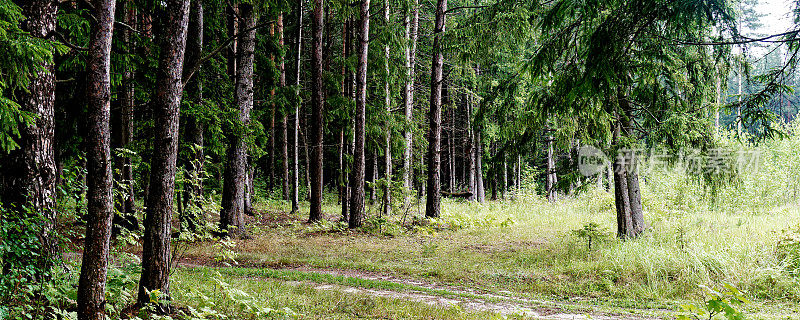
[502,154,507,198]
[382,0,392,217]
[138,0,190,309]
[2,0,59,274]
[466,95,475,200]
[491,143,498,201]
[545,128,556,202]
[402,0,419,203]
[340,130,349,221]
[349,0,371,228]
[474,128,485,203]
[425,0,447,218]
[182,0,204,230]
[308,0,325,222]
[220,4,255,237]
[279,15,290,201]
[613,119,633,239]
[113,0,137,233]
[292,0,303,214]
[620,98,644,237]
[447,113,455,192]
[77,0,115,319]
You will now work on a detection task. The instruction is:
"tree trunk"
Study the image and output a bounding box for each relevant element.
[349,0,370,228]
[516,154,521,195]
[278,14,290,201]
[220,3,255,237]
[137,0,190,308]
[182,0,204,230]
[301,117,312,200]
[402,0,419,204]
[113,0,137,233]
[491,143,498,201]
[371,151,378,203]
[2,0,59,271]
[291,0,303,214]
[474,128,485,203]
[612,118,632,239]
[339,130,349,221]
[425,0,447,218]
[619,97,645,237]
[382,0,392,217]
[466,94,475,200]
[715,69,721,131]
[545,127,556,202]
[77,0,115,319]
[339,18,351,222]
[502,153,507,199]
[308,0,325,222]
[244,163,254,215]
[447,109,455,192]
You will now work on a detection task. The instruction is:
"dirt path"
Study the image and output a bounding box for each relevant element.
[179,262,666,319]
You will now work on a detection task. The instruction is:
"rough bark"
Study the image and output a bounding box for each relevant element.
[137,0,190,308]
[620,98,645,237]
[2,0,59,272]
[612,118,633,239]
[77,0,116,319]
[308,0,325,222]
[425,0,447,218]
[402,0,419,203]
[220,3,255,237]
[349,0,370,228]
[474,128,485,203]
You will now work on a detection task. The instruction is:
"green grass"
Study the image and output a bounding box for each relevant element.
[171,267,511,319]
[174,132,800,319]
[184,187,800,315]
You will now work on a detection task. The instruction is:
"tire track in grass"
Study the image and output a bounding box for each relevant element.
[180,263,666,319]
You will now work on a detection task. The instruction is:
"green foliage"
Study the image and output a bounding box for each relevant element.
[213,239,240,267]
[0,205,63,320]
[677,283,749,320]
[180,271,299,319]
[572,222,610,251]
[0,0,64,152]
[777,225,800,277]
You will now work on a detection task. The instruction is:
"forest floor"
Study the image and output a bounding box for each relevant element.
[162,189,800,319]
[175,262,665,319]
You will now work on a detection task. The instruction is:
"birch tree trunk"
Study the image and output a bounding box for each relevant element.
[292,0,304,214]
[402,0,419,204]
[382,0,392,217]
